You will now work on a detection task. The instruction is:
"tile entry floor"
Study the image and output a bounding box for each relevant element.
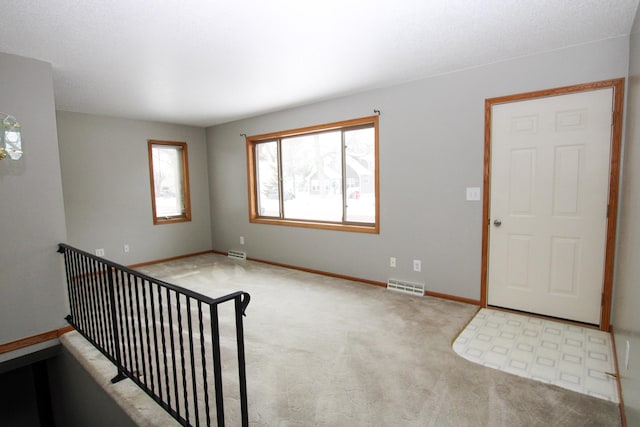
[453,308,619,403]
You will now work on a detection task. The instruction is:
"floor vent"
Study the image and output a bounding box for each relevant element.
[387,279,424,296]
[228,250,247,260]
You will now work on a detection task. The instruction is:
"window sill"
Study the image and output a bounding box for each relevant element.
[153,216,191,225]
[249,217,379,234]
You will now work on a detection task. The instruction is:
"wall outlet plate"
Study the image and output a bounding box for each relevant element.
[466,187,481,201]
[390,257,397,268]
[413,259,421,272]
[95,248,105,257]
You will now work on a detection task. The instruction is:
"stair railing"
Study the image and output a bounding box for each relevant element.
[57,243,250,427]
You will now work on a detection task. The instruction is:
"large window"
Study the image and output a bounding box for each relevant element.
[247,116,379,233]
[148,140,191,224]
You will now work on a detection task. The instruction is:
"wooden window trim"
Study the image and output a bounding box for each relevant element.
[148,140,192,225]
[246,116,380,234]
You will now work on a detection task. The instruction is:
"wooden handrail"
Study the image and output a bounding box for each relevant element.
[0,325,75,355]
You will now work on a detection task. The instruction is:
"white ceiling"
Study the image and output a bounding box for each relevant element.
[0,1,638,127]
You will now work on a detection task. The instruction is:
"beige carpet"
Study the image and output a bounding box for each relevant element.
[129,253,621,426]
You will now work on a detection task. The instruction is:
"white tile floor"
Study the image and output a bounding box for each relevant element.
[453,308,619,403]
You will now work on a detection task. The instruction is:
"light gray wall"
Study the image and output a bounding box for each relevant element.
[613,5,640,424]
[207,37,629,301]
[57,111,211,265]
[0,53,68,347]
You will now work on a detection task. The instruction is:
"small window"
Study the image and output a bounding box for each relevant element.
[247,116,379,233]
[148,140,191,224]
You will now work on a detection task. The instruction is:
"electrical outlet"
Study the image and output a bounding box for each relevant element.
[466,187,481,201]
[95,248,105,257]
[413,259,421,272]
[123,244,130,253]
[390,257,397,268]
[240,236,245,245]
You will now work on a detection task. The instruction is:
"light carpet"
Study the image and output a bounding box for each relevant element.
[59,253,623,426]
[128,253,621,426]
[453,308,619,403]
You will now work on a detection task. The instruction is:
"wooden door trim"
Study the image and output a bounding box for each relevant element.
[481,78,625,331]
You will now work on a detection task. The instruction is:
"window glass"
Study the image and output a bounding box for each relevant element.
[344,127,376,223]
[281,131,342,222]
[247,116,379,233]
[256,141,280,217]
[148,141,191,224]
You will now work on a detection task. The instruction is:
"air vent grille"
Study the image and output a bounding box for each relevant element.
[387,279,424,296]
[228,250,247,260]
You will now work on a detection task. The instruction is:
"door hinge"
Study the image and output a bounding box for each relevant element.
[602,293,605,307]
[611,111,615,126]
[607,204,610,218]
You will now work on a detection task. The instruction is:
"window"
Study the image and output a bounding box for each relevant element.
[148,140,191,224]
[247,116,379,233]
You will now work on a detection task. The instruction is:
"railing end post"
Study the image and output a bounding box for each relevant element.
[57,244,66,254]
[241,292,251,316]
[111,371,127,384]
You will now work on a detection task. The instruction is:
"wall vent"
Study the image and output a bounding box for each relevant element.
[387,279,424,296]
[228,250,247,260]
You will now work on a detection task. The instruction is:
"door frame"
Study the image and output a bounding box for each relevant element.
[480,78,625,331]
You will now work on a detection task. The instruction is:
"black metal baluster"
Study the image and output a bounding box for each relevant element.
[141,279,154,392]
[149,282,162,401]
[198,301,211,426]
[88,258,103,347]
[61,248,79,327]
[97,260,112,354]
[133,276,148,385]
[119,269,134,375]
[236,295,250,427]
[158,287,171,407]
[114,269,127,372]
[126,272,141,379]
[113,268,129,379]
[69,251,85,331]
[92,260,107,354]
[107,266,127,383]
[78,254,95,339]
[167,289,181,418]
[103,263,117,357]
[176,294,190,424]
[75,251,90,333]
[210,304,225,426]
[186,297,200,427]
[82,256,97,343]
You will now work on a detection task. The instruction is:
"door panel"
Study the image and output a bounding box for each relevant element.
[506,235,531,288]
[552,145,582,215]
[488,88,613,324]
[509,149,535,214]
[548,236,580,295]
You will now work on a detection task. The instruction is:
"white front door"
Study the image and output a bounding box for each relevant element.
[487,88,613,325]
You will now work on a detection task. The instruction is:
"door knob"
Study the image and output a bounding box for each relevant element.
[493,219,502,227]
